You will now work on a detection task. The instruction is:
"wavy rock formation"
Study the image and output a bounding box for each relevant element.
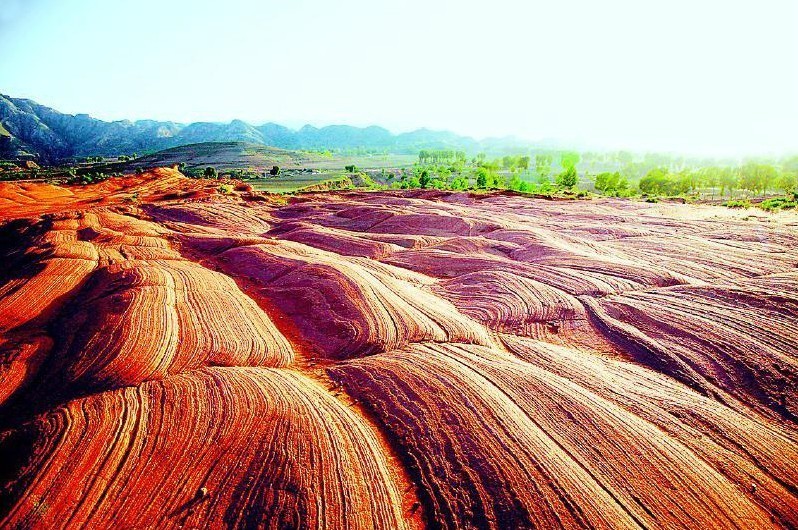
[1,171,797,529]
[330,342,787,529]
[586,277,798,424]
[1,368,409,529]
[188,238,492,360]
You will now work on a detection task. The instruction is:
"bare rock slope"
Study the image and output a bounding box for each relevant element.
[0,170,796,529]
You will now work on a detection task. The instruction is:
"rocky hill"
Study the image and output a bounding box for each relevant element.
[130,142,325,172]
[0,94,484,163]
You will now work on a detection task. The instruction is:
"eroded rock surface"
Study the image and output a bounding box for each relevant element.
[1,171,797,529]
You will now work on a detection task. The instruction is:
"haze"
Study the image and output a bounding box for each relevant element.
[1,0,796,155]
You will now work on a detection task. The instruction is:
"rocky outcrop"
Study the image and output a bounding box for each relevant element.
[0,175,796,529]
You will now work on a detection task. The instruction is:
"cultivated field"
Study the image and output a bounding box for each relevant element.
[0,168,796,529]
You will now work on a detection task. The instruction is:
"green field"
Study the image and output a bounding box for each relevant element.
[248,173,348,193]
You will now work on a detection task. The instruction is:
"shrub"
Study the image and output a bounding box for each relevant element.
[723,199,752,209]
[450,176,469,190]
[66,171,110,186]
[217,183,234,194]
[759,197,797,212]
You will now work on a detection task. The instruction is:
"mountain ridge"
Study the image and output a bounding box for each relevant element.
[0,94,511,163]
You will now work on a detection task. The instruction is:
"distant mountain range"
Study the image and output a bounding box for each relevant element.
[0,94,536,164]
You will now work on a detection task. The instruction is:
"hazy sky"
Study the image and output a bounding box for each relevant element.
[1,0,796,155]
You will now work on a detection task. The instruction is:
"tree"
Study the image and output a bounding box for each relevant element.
[436,165,452,183]
[697,167,719,199]
[673,169,694,195]
[270,165,280,176]
[535,154,552,180]
[594,172,611,192]
[556,166,578,189]
[518,156,530,171]
[419,169,431,189]
[776,172,797,193]
[639,167,673,195]
[203,166,217,179]
[718,168,738,198]
[640,167,694,195]
[537,176,553,193]
[476,167,489,188]
[739,163,777,195]
[560,151,580,169]
[594,171,627,194]
[450,176,469,190]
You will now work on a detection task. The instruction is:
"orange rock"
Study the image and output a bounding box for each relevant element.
[1,175,797,529]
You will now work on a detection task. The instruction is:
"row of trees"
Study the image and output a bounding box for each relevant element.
[416,150,582,181]
[501,155,530,171]
[636,163,796,198]
[417,149,467,165]
[80,154,139,164]
[397,150,585,192]
[593,171,630,194]
[407,150,798,199]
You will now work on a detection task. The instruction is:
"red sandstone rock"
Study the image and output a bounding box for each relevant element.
[0,172,796,529]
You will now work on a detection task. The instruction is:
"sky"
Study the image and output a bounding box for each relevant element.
[0,0,796,155]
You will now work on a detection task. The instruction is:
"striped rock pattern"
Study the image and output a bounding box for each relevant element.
[1,368,409,529]
[1,173,797,529]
